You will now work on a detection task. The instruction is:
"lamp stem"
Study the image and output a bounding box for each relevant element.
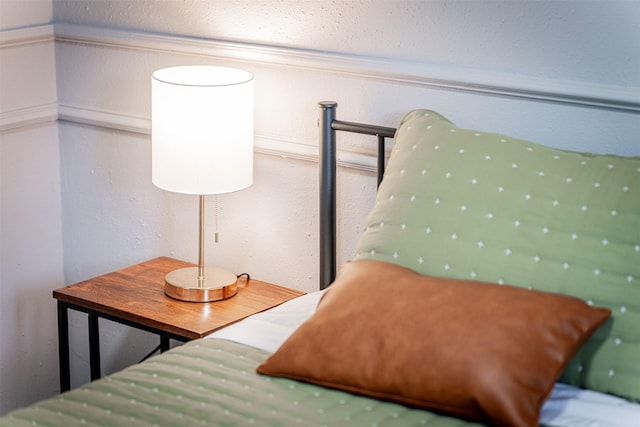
[198,194,205,287]
[162,192,238,302]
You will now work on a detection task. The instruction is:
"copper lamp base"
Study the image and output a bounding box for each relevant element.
[164,266,238,302]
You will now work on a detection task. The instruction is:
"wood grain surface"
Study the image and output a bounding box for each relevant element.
[53,257,305,339]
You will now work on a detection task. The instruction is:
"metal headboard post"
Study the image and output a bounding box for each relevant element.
[318,101,396,289]
[319,101,338,290]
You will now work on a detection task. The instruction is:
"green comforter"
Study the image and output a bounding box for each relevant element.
[1,339,482,427]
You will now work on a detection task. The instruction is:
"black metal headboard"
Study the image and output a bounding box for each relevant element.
[318,101,396,289]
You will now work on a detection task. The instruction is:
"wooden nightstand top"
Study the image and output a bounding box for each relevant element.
[53,257,305,340]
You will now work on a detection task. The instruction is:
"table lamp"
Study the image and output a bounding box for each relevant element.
[152,65,254,302]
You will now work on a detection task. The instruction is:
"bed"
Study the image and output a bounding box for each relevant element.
[2,101,639,427]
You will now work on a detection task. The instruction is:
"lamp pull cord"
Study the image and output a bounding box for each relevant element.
[198,195,205,284]
[214,195,220,243]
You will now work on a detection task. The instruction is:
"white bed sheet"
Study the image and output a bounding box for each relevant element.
[207,291,640,427]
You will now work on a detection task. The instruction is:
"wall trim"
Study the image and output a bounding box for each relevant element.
[56,103,374,170]
[5,23,637,169]
[0,25,57,132]
[57,104,149,135]
[0,24,55,48]
[0,103,58,133]
[251,136,379,173]
[54,23,640,113]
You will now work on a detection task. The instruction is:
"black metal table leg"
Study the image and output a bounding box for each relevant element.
[57,301,70,392]
[88,313,101,381]
[160,336,170,352]
[55,299,190,391]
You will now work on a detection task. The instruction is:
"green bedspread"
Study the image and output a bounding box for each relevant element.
[2,339,482,427]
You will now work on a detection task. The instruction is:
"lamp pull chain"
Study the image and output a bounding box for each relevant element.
[198,195,205,285]
[214,195,220,243]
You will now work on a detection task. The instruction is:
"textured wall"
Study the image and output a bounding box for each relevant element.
[0,0,62,415]
[1,0,639,415]
[50,0,640,391]
[0,0,52,29]
[53,0,640,87]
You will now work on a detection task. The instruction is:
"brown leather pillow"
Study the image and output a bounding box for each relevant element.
[257,260,611,427]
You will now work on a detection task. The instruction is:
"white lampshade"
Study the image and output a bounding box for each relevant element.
[152,65,254,195]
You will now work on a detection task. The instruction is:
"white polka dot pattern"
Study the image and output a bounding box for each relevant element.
[354,109,640,401]
[1,339,477,427]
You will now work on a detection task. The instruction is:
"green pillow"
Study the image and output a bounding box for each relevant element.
[354,109,640,401]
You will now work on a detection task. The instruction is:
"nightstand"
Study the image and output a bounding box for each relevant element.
[53,257,304,392]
